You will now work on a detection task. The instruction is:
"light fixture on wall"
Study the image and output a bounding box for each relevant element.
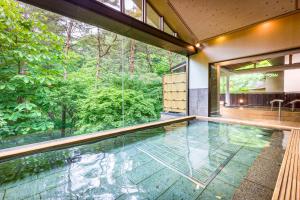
[195,42,203,50]
[216,35,226,43]
[239,98,245,105]
[239,98,244,109]
[261,21,272,28]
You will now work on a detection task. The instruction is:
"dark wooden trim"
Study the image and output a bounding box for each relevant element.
[289,54,293,64]
[20,0,196,55]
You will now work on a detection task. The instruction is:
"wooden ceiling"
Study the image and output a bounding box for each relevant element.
[150,0,300,43]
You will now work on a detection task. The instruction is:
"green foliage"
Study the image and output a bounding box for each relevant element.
[220,73,266,94]
[76,88,157,134]
[235,60,272,71]
[0,0,63,136]
[0,0,186,138]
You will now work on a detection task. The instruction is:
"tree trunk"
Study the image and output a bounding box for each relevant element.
[61,19,74,136]
[61,104,67,136]
[63,20,73,80]
[145,45,153,72]
[17,60,26,104]
[95,31,117,88]
[167,51,174,72]
[95,28,101,87]
[129,39,136,74]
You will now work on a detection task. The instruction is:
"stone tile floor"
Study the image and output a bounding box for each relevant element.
[0,121,288,200]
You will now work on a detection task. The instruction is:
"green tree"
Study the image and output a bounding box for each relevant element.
[0,0,63,136]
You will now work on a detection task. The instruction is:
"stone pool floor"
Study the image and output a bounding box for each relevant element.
[0,121,288,200]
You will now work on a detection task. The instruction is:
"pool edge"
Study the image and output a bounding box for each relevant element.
[196,116,296,131]
[0,116,196,162]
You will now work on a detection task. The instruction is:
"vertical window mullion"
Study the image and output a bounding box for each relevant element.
[159,16,164,31]
[120,0,125,13]
[142,0,147,23]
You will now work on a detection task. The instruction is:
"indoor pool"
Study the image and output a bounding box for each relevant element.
[0,120,287,200]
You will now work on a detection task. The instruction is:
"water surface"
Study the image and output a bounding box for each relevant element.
[0,120,283,199]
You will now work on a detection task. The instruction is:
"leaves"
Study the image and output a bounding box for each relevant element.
[0,0,186,138]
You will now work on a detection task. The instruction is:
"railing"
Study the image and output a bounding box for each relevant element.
[286,99,300,112]
[270,99,284,120]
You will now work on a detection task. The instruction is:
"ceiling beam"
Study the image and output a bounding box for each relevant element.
[19,0,196,55]
[230,63,300,74]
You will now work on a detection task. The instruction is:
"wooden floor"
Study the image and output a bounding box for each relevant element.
[272,129,300,200]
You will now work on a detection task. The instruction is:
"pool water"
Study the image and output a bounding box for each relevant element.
[0,120,283,199]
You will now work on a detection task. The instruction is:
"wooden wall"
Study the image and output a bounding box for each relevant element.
[220,93,300,108]
[163,73,187,113]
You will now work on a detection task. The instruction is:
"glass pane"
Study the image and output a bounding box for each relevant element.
[123,38,188,126]
[125,0,142,20]
[96,0,120,11]
[164,22,173,35]
[0,0,186,151]
[0,0,124,149]
[147,3,160,28]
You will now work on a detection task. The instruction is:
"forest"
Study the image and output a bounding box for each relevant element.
[0,0,186,138]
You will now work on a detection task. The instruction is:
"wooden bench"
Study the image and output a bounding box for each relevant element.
[272,129,300,200]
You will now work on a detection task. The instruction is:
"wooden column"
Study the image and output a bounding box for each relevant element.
[225,74,230,106]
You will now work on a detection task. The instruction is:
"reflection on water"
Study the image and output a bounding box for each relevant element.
[0,120,280,199]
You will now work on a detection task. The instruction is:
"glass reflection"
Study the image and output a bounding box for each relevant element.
[96,0,121,11]
[146,3,160,28]
[125,0,142,20]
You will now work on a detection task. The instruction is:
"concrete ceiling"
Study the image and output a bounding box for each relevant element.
[150,0,299,43]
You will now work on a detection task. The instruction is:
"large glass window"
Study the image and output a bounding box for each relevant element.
[164,22,174,35]
[125,0,142,20]
[96,0,120,11]
[0,0,187,149]
[146,3,160,28]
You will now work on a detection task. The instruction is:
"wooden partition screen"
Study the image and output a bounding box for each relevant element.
[163,72,187,113]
